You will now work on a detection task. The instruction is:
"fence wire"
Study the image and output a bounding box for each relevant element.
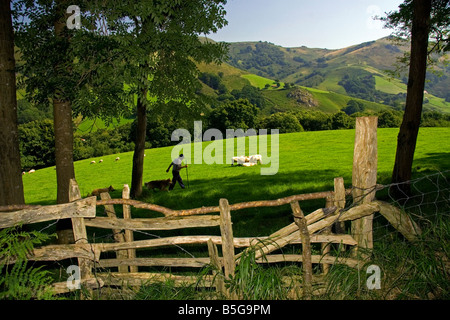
[334,170,450,243]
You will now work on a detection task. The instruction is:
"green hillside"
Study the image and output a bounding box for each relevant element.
[225,37,450,113]
[22,127,450,210]
[197,60,388,115]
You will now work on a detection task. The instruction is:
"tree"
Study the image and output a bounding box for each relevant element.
[382,0,449,194]
[209,99,258,134]
[330,112,355,130]
[14,0,127,242]
[0,0,25,206]
[343,100,365,115]
[259,113,303,133]
[231,85,266,109]
[19,120,55,170]
[102,0,228,198]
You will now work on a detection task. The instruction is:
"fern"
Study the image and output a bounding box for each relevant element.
[0,225,56,300]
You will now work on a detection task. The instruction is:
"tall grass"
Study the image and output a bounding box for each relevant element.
[224,246,296,300]
[323,223,449,300]
[18,128,450,300]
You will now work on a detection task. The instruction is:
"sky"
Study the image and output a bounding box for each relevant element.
[209,0,404,49]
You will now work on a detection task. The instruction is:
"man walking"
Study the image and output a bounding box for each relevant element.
[166,154,188,191]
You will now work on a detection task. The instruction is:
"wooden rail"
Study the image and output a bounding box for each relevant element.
[0,117,422,299]
[0,185,421,299]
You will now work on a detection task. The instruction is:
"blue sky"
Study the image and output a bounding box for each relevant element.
[209,0,404,49]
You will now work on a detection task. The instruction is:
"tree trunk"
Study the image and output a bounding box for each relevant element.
[130,96,147,199]
[0,0,25,206]
[54,0,76,243]
[391,0,431,196]
[54,99,76,205]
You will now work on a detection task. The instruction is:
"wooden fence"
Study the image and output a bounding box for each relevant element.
[0,117,422,299]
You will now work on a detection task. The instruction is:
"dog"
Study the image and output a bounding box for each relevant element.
[145,179,171,191]
[90,185,115,197]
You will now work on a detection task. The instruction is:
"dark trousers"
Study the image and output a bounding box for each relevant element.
[169,170,185,190]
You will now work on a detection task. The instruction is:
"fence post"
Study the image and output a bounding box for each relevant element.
[291,201,312,299]
[219,198,235,298]
[351,116,378,257]
[100,192,128,272]
[207,239,225,296]
[333,177,347,256]
[122,184,138,273]
[334,177,346,233]
[321,195,333,274]
[69,179,94,298]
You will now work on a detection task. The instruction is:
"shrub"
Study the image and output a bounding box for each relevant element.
[208,99,258,133]
[0,226,55,300]
[259,112,304,133]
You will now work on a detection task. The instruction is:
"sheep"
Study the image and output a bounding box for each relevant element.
[90,160,96,164]
[231,156,248,165]
[28,169,35,174]
[232,155,262,166]
[249,154,263,164]
[115,157,120,161]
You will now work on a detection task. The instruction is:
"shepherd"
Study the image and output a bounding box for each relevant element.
[166,154,188,191]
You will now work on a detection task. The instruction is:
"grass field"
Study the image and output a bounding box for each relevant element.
[17,127,450,299]
[23,127,450,209]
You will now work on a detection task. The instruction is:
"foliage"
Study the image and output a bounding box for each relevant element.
[74,123,135,161]
[258,112,304,133]
[231,85,266,109]
[199,72,228,94]
[101,0,229,111]
[208,99,259,133]
[421,111,450,127]
[342,100,365,115]
[17,99,52,125]
[0,226,55,300]
[16,104,449,171]
[225,246,294,300]
[19,120,55,170]
[338,71,405,106]
[292,111,332,131]
[13,1,122,119]
[377,109,403,128]
[133,279,202,300]
[329,112,355,130]
[325,221,450,300]
[296,71,325,87]
[380,0,449,55]
[18,120,135,170]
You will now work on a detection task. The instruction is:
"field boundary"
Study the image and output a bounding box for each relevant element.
[0,117,426,299]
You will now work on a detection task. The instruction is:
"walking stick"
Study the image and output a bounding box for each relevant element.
[186,165,190,188]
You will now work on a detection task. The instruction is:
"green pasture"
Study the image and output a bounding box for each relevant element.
[23,127,450,209]
[241,74,284,90]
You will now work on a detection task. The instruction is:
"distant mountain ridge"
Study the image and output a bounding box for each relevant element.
[197,36,449,114]
[221,37,449,112]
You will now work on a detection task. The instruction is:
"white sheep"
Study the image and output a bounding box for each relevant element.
[249,154,263,164]
[232,155,247,165]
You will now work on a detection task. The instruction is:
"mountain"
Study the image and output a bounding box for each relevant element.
[221,37,450,113]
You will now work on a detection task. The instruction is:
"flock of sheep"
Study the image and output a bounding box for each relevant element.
[23,156,123,175]
[231,154,263,167]
[90,156,122,164]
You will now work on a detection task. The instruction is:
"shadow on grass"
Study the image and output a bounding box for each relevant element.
[413,152,450,173]
[145,168,345,208]
[137,168,348,237]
